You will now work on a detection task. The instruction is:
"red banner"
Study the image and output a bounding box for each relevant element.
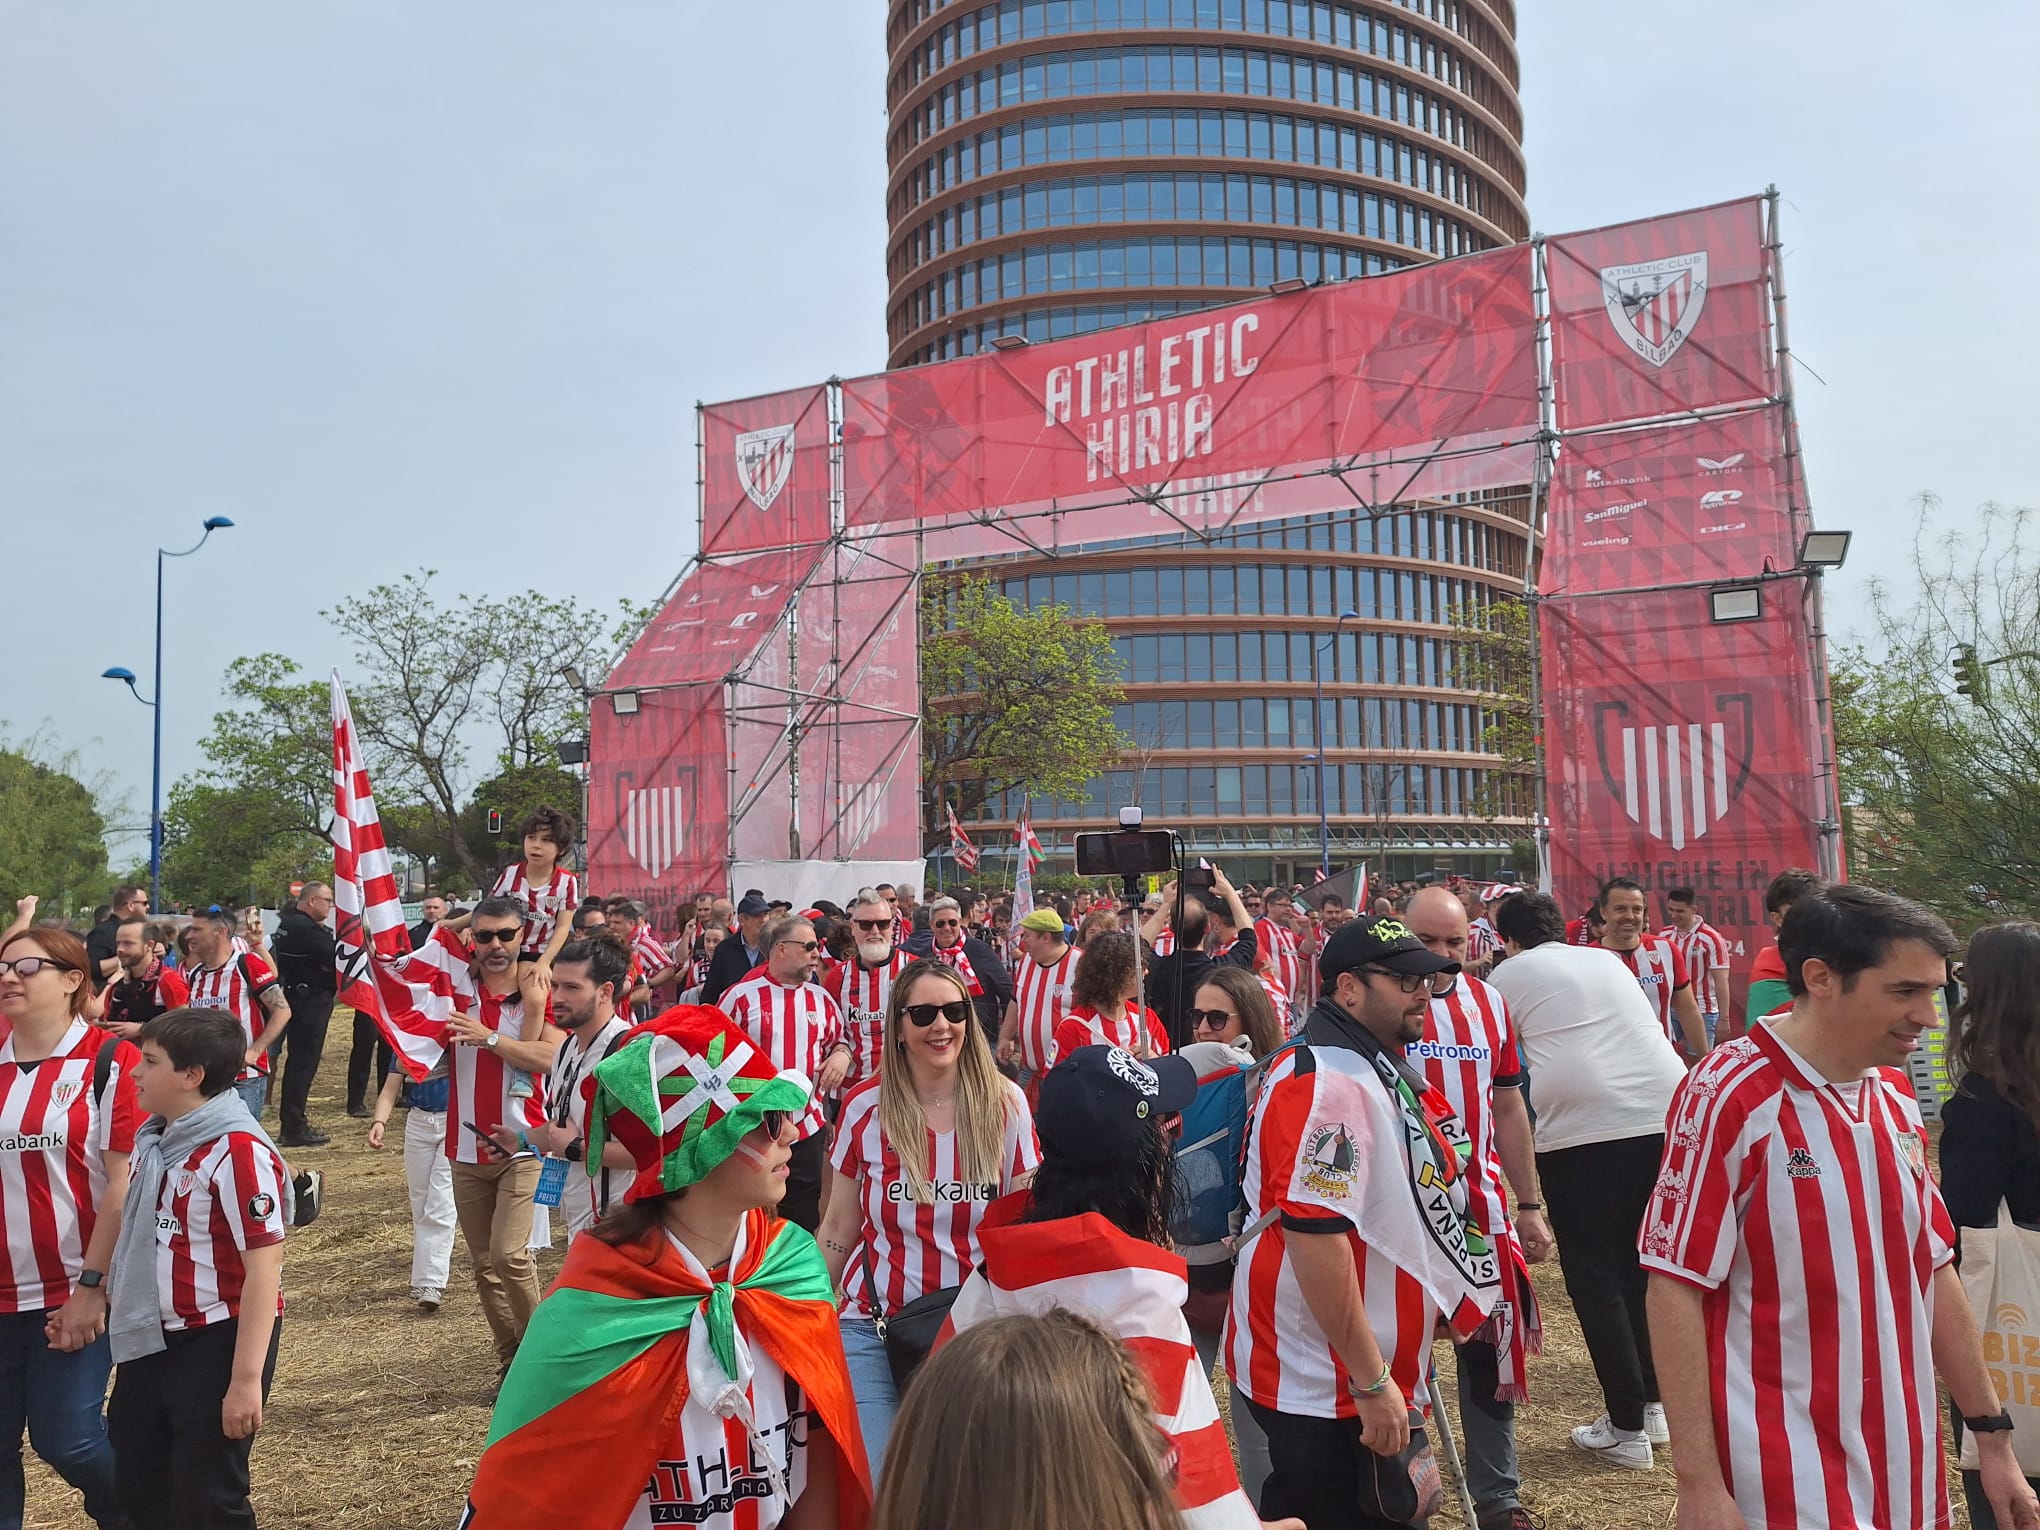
[1546,198,1775,430]
[1541,588,1823,1011]
[1542,410,1790,595]
[840,243,1538,535]
[700,385,834,557]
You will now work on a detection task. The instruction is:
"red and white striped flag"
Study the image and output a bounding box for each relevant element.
[332,672,446,1082]
[946,801,980,873]
[946,1208,1260,1530]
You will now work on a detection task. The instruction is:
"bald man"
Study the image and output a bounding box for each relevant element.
[1403,885,1549,1530]
[270,882,339,1146]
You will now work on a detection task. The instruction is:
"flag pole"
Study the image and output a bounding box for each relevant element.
[1426,1355,1480,1528]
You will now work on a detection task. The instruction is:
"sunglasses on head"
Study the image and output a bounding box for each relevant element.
[1186,1007,1236,1028]
[471,927,524,945]
[902,1000,973,1028]
[0,956,70,979]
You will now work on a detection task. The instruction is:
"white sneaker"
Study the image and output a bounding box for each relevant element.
[1642,1403,1670,1445]
[412,1285,444,1311]
[1570,1413,1654,1470]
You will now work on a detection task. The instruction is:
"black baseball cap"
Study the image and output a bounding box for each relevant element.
[1318,914,1460,984]
[735,894,771,917]
[1036,1045,1198,1168]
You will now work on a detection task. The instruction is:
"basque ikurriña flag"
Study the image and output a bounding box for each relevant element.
[331,672,446,1082]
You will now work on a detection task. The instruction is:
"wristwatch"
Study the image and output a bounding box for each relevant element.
[485,1032,501,1050]
[77,1269,105,1290]
[564,1139,585,1163]
[1963,1410,2015,1434]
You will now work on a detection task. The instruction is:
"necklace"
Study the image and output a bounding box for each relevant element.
[922,1094,954,1108]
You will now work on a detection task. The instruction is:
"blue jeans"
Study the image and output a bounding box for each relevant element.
[0,1308,126,1529]
[233,1077,267,1118]
[839,1316,898,1480]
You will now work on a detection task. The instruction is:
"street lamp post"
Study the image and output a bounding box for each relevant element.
[1309,610,1363,881]
[102,516,235,912]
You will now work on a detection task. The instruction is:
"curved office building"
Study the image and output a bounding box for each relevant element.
[885,0,1534,883]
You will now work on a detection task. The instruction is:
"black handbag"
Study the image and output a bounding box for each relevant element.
[859,1239,960,1390]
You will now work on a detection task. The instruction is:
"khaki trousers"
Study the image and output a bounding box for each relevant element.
[450,1156,542,1365]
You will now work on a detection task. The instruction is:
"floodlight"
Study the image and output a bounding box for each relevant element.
[1797,530,1852,569]
[610,691,641,716]
[1708,586,1764,624]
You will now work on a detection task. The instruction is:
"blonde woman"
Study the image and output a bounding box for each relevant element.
[872,1309,1184,1530]
[818,959,1038,1475]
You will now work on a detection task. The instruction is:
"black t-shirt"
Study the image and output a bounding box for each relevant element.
[84,917,121,990]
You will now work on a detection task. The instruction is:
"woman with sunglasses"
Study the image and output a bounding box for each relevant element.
[0,927,141,1530]
[1052,931,1171,1064]
[818,960,1039,1476]
[460,1006,870,1530]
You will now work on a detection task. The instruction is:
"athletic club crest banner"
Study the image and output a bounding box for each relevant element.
[700,385,833,557]
[1545,198,1776,430]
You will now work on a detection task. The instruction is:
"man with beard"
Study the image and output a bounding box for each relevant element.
[1228,916,1496,1529]
[99,912,190,1037]
[824,892,913,1093]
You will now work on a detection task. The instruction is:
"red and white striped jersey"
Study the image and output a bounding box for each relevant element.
[719,975,844,1138]
[1255,918,1301,1005]
[1052,1003,1170,1065]
[1225,1044,1440,1418]
[1662,922,1731,1013]
[0,1023,140,1312]
[823,950,911,1087]
[103,963,190,1033]
[1466,918,1501,968]
[1641,1025,1955,1530]
[630,928,673,978]
[1414,977,1522,1240]
[624,1223,812,1530]
[547,1017,634,1237]
[153,1129,289,1331]
[950,1208,1261,1530]
[1605,935,1690,1039]
[488,862,581,958]
[1151,928,1177,957]
[829,1075,1037,1320]
[184,951,281,1082]
[1010,946,1081,1073]
[403,929,550,1164]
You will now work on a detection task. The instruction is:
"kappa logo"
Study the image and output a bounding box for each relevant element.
[1699,489,1744,509]
[1643,1219,1678,1258]
[1785,1147,1822,1179]
[1697,453,1746,472]
[1601,251,1709,369]
[1593,693,1756,852]
[733,424,796,512]
[1653,1165,1690,1203]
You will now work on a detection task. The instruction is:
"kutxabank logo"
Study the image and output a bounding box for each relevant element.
[1593,694,1754,851]
[734,424,796,512]
[1601,252,1708,369]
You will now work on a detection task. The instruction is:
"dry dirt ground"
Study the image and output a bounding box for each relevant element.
[27,1063,1975,1529]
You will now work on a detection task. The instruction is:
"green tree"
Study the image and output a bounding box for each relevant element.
[1446,594,1538,827]
[919,573,1128,844]
[1833,499,2040,923]
[0,726,117,918]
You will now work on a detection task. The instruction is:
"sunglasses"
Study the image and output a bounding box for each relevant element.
[931,918,961,928]
[1354,966,1455,995]
[777,939,820,954]
[1186,1008,1237,1028]
[0,956,70,978]
[902,1000,973,1028]
[471,927,524,945]
[852,917,894,932]
[757,1110,789,1141]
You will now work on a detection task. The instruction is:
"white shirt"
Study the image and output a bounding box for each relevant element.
[1487,942,1687,1152]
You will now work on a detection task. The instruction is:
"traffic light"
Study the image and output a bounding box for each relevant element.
[486,809,503,836]
[1953,644,1983,701]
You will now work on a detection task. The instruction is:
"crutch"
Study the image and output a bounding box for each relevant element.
[1427,1353,1481,1529]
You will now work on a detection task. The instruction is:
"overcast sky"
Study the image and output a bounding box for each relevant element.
[5,1,2036,856]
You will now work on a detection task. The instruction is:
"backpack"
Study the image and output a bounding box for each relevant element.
[1168,1041,1286,1261]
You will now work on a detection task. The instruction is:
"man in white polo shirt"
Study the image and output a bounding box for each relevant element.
[1489,890,1688,1471]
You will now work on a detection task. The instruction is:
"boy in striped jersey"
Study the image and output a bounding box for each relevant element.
[1645,886,2039,1530]
[482,806,580,993]
[108,1009,290,1530]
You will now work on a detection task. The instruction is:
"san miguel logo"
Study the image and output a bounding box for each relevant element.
[1601,252,1708,368]
[1594,694,1754,851]
[733,424,796,512]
